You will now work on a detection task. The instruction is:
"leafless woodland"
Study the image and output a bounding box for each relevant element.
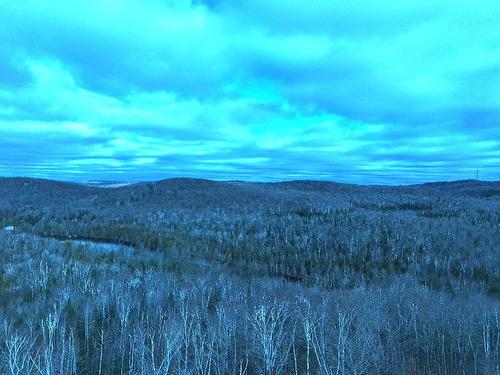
[0,178,498,374]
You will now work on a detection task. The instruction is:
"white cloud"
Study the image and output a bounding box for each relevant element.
[0,0,499,182]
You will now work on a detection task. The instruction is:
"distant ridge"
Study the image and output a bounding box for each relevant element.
[0,177,81,188]
[1,176,499,192]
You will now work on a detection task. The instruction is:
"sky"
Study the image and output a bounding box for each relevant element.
[0,0,499,184]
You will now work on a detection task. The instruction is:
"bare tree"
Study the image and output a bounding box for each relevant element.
[250,302,291,375]
[1,324,35,375]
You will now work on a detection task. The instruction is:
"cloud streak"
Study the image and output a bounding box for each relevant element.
[0,0,499,183]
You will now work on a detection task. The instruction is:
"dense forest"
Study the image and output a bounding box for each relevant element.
[0,177,499,374]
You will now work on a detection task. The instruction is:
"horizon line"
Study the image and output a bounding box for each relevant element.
[1,175,498,188]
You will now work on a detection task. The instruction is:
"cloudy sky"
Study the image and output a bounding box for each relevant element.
[0,0,499,184]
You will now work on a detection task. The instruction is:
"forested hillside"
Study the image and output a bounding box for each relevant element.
[0,178,499,374]
[1,177,498,294]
